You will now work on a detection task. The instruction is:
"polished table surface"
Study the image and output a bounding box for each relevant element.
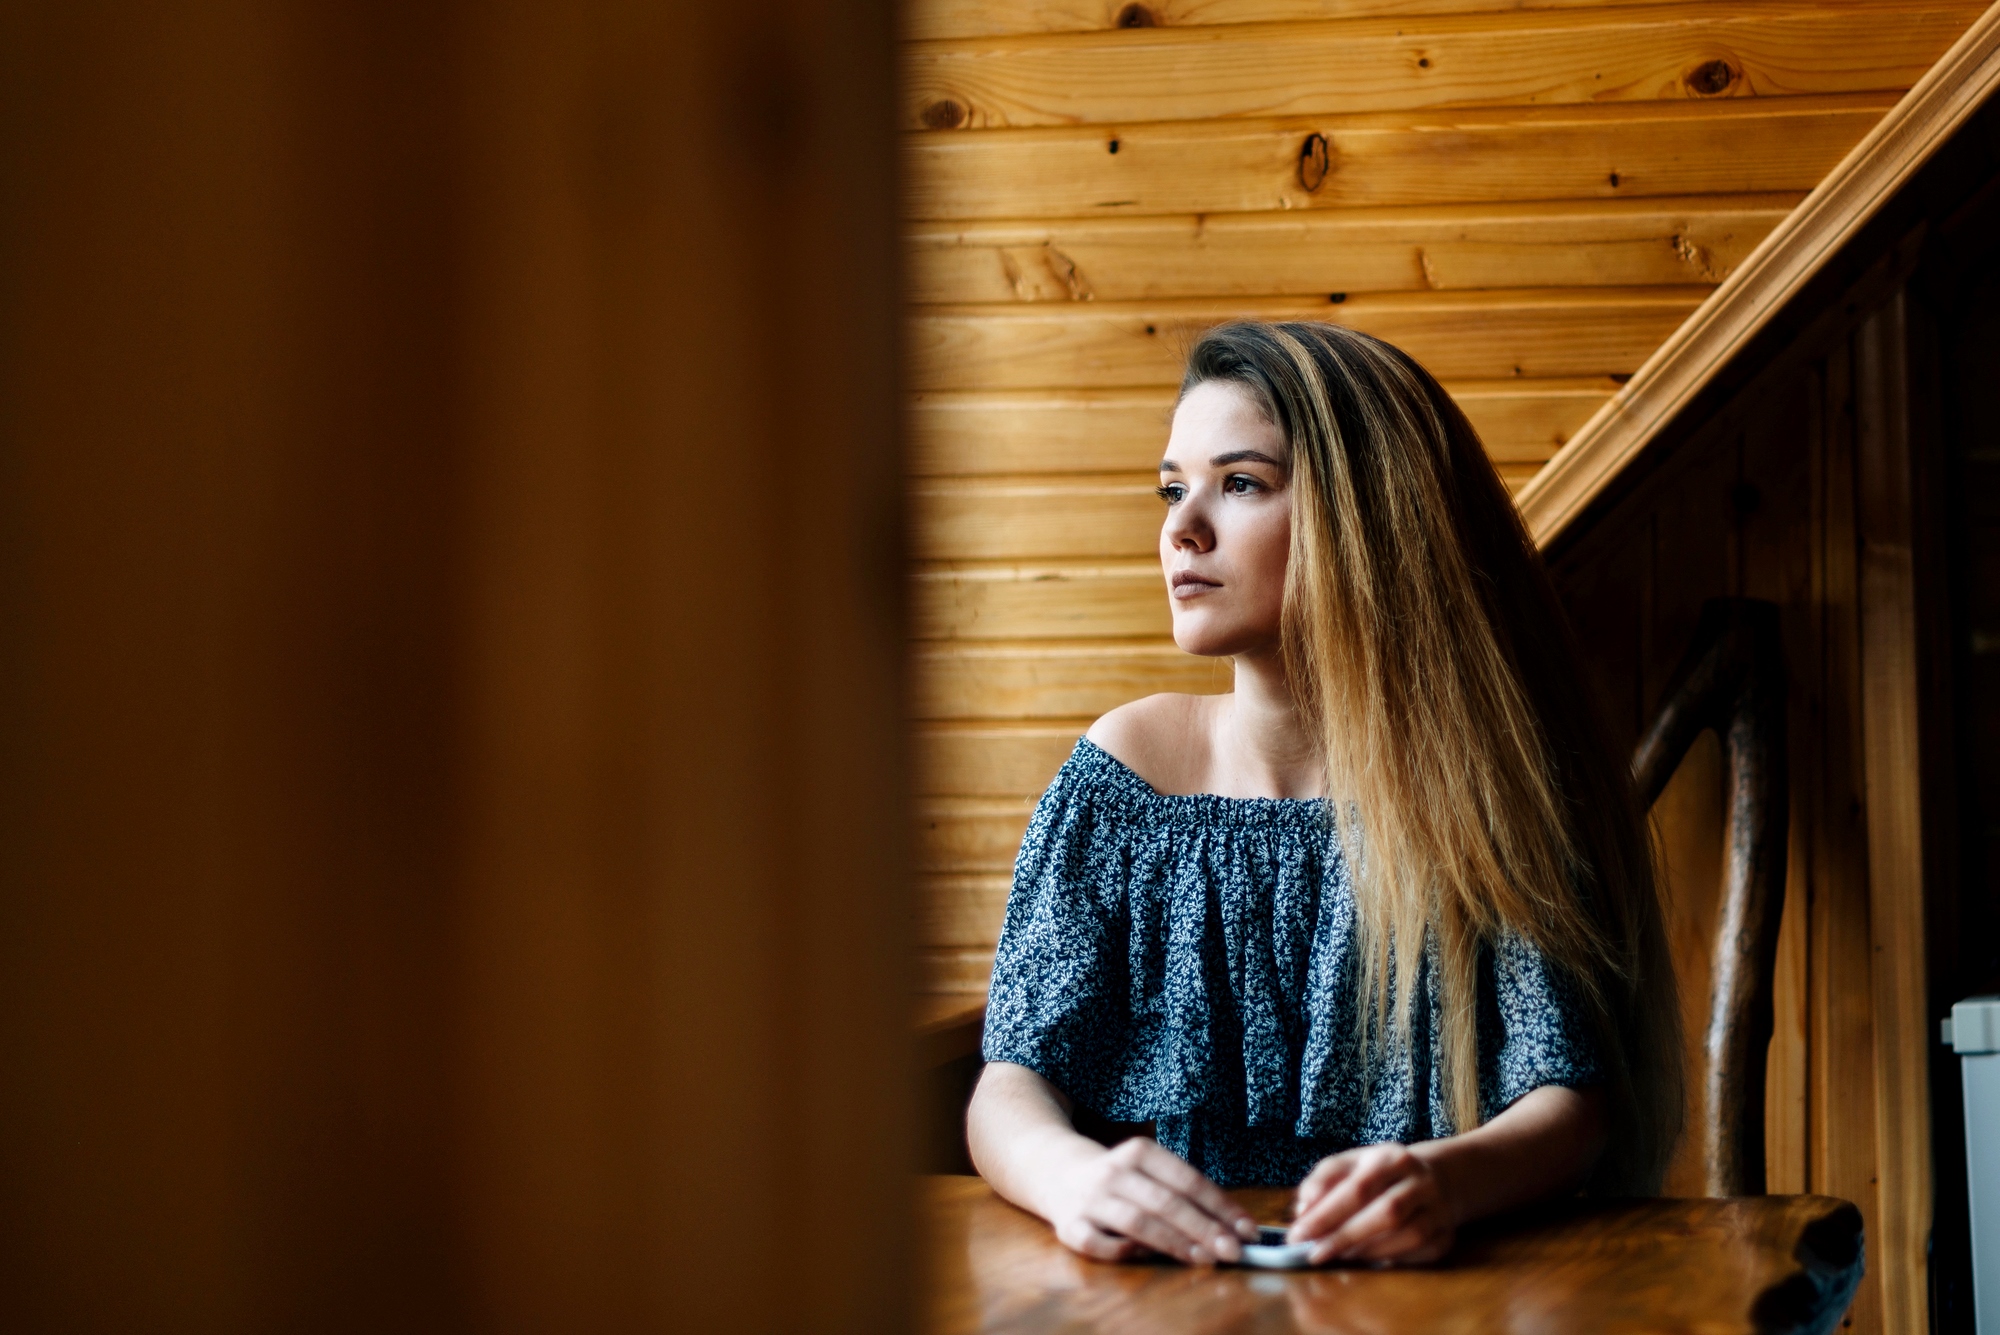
[922,1176,1864,1335]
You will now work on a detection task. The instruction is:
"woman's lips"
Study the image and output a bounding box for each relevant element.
[1170,570,1222,600]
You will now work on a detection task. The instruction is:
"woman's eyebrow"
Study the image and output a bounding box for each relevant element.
[1159,449,1284,472]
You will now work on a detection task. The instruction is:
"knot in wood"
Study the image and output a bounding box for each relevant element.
[1115,3,1157,26]
[921,99,967,130]
[1298,133,1330,193]
[1685,59,1736,96]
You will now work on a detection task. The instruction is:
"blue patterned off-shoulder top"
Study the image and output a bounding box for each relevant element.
[981,738,1601,1189]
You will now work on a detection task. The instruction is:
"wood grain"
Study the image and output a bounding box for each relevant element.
[907,196,1794,303]
[1735,370,1820,1207]
[910,379,1618,475]
[1652,729,1728,1198]
[911,388,1170,475]
[923,1177,1866,1335]
[0,1,912,1328]
[1516,1,2000,545]
[1547,275,1920,1331]
[1812,338,1888,1335]
[1853,294,1934,1335]
[922,948,1002,995]
[916,721,1088,795]
[912,638,1229,718]
[1765,815,1812,1196]
[1631,598,1791,1197]
[914,560,1171,640]
[904,94,1894,220]
[912,289,1705,390]
[919,873,1013,948]
[905,1,1977,130]
[918,796,1037,872]
[909,0,1687,42]
[912,475,1161,560]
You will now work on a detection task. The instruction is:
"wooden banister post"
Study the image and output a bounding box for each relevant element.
[1633,598,1789,1196]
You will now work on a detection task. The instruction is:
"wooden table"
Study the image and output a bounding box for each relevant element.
[923,1176,1864,1334]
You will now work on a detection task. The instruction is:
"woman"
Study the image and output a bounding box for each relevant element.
[966,322,1683,1268]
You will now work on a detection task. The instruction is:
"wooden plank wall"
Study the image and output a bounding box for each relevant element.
[905,0,1990,999]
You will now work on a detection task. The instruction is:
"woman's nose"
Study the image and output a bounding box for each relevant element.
[1163,492,1214,552]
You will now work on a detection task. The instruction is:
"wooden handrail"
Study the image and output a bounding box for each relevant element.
[1633,598,1789,1196]
[1517,0,2000,549]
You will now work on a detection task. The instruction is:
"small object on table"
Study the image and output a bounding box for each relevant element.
[923,1176,1864,1335]
[1236,1226,1317,1271]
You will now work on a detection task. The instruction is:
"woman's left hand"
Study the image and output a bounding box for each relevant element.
[1285,1143,1457,1265]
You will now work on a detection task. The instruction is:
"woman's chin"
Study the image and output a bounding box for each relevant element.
[1171,621,1266,659]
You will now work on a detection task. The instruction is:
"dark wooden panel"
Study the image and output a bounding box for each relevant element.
[1547,295,1897,1331]
[0,3,911,1330]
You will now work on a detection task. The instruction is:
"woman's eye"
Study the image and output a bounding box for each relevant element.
[1224,474,1262,495]
[1155,484,1186,504]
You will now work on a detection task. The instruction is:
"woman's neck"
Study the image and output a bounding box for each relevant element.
[1212,647,1323,799]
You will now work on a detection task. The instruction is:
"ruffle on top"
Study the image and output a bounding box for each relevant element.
[981,738,1600,1188]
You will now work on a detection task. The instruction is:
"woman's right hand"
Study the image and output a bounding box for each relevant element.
[1044,1136,1259,1264]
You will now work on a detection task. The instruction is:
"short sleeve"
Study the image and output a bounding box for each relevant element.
[1477,933,1604,1122]
[980,757,1138,1114]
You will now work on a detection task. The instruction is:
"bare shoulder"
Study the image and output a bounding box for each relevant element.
[1085,693,1219,796]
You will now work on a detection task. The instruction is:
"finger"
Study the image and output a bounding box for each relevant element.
[1288,1150,1395,1240]
[1114,1170,1246,1263]
[1289,1150,1411,1242]
[1127,1142,1258,1240]
[1294,1154,1359,1214]
[1058,1218,1145,1263]
[1089,1195,1215,1266]
[1312,1179,1425,1261]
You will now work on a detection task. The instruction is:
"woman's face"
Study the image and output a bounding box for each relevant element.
[1157,380,1292,658]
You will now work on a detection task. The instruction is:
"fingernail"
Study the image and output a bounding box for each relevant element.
[1236,1218,1259,1239]
[1214,1234,1240,1262]
[1189,1245,1211,1266]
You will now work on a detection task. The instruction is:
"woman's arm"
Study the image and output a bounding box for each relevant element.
[1285,1084,1608,1265]
[967,1060,1260,1265]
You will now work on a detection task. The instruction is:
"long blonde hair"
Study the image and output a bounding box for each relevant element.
[1182,321,1683,1193]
